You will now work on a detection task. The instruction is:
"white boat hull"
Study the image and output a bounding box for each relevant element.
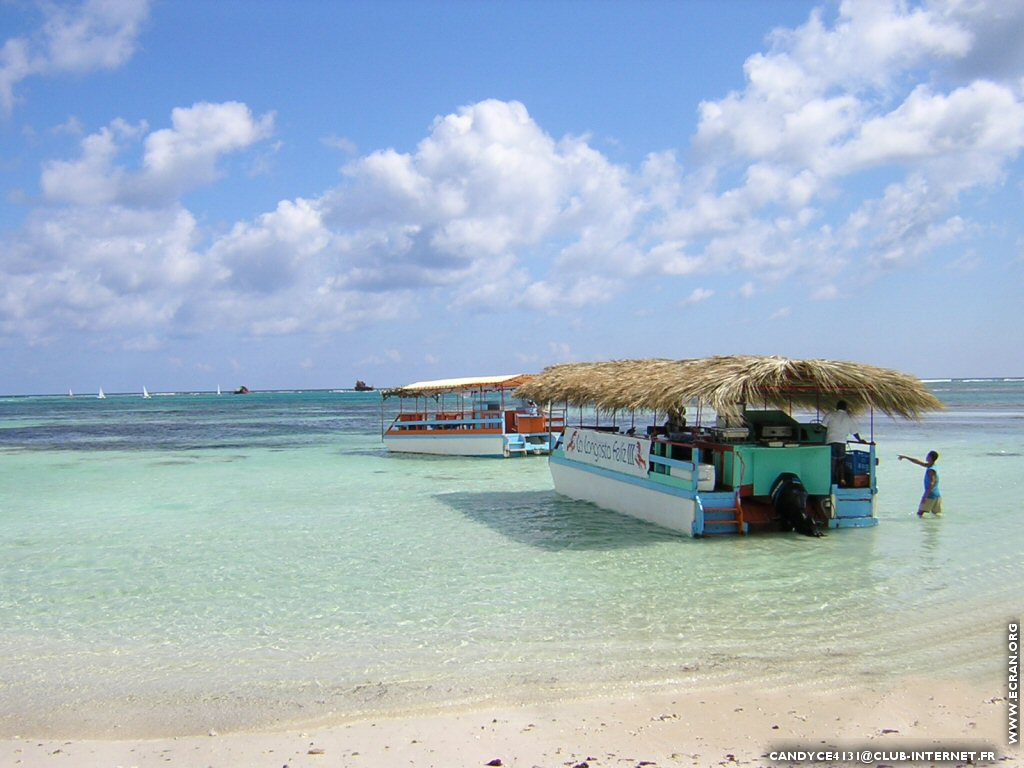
[384,433,510,457]
[550,453,697,535]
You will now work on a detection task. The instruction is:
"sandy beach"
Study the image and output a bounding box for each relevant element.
[2,677,1011,768]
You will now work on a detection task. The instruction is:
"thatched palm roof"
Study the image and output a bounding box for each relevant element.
[513,359,674,410]
[516,355,943,419]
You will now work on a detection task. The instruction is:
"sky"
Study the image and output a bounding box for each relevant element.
[1,0,1023,396]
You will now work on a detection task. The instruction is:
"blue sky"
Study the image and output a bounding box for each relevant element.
[1,0,1022,395]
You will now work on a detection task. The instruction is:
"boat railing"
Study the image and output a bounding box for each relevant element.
[514,413,563,434]
[647,443,711,493]
[389,413,503,432]
[390,409,566,436]
[396,412,426,422]
[545,415,566,431]
[648,452,693,482]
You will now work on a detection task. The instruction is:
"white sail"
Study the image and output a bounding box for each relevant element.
[143,386,151,399]
[217,385,222,395]
[97,388,106,399]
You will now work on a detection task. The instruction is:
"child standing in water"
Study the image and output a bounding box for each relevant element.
[898,450,942,516]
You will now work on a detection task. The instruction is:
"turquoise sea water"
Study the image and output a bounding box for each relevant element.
[0,382,1021,737]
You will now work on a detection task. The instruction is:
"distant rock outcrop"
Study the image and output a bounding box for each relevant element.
[353,380,374,391]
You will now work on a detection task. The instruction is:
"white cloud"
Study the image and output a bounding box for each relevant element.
[140,102,276,200]
[315,99,643,306]
[547,341,574,361]
[122,333,161,351]
[40,118,145,205]
[4,1,1024,354]
[322,134,358,155]
[1,0,150,114]
[812,284,838,301]
[41,123,125,205]
[519,274,622,311]
[41,104,274,206]
[0,204,203,340]
[211,197,330,294]
[326,100,572,256]
[694,0,973,164]
[359,349,402,367]
[834,81,1024,185]
[51,116,86,136]
[682,287,714,306]
[0,38,32,114]
[655,0,1024,291]
[4,101,278,341]
[43,0,149,72]
[853,178,969,269]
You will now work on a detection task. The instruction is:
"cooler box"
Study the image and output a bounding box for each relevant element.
[698,463,716,491]
[844,450,871,475]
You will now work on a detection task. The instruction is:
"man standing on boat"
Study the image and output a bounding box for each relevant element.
[898,451,942,516]
[824,400,865,485]
[663,407,687,438]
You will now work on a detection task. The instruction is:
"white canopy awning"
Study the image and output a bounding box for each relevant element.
[386,374,532,397]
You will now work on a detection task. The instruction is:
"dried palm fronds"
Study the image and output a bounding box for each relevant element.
[516,355,942,419]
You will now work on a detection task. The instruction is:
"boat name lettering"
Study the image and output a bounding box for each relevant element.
[563,429,650,479]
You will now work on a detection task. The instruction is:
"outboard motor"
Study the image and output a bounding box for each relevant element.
[770,472,822,537]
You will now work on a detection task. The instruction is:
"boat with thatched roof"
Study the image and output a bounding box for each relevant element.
[516,355,942,536]
[382,374,565,457]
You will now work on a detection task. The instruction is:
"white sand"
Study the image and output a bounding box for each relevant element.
[1,677,1013,767]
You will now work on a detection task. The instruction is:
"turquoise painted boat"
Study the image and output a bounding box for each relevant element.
[517,356,943,537]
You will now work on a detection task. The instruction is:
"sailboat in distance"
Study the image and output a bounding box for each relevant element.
[143,386,151,399]
[97,387,106,399]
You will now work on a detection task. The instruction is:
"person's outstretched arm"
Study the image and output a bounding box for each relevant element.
[898,454,928,467]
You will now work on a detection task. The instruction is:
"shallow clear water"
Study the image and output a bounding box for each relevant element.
[0,384,1020,737]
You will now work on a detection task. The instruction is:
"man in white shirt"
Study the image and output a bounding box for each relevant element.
[823,400,865,485]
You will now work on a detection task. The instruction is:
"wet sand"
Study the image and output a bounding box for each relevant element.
[2,676,1011,767]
